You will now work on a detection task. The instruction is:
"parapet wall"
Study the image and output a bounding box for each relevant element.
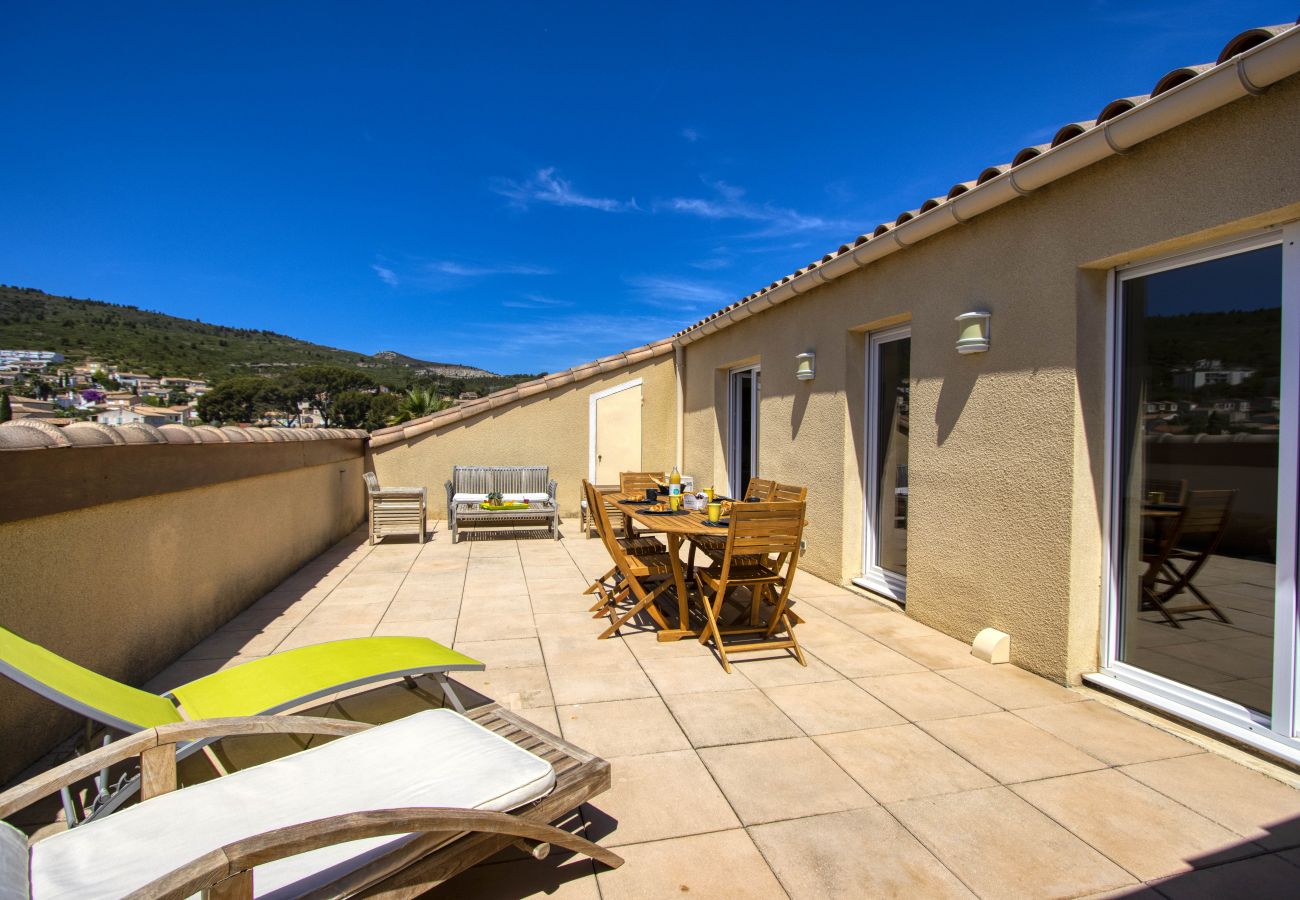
[0,423,368,782]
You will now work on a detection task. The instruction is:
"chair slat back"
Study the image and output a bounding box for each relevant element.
[363,472,380,494]
[721,501,805,578]
[744,478,776,500]
[1144,478,1188,506]
[770,482,807,502]
[620,471,661,494]
[1177,489,1235,538]
[453,466,550,494]
[584,480,626,567]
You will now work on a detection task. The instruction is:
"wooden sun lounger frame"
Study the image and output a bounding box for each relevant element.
[0,704,619,899]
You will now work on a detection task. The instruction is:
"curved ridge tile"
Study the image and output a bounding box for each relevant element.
[117,423,167,444]
[1218,24,1291,64]
[1051,122,1093,147]
[1097,96,1145,123]
[1012,144,1050,167]
[0,419,72,446]
[1152,64,1213,96]
[0,424,60,450]
[976,164,1009,185]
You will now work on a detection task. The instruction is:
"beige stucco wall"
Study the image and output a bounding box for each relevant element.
[369,354,678,520]
[0,442,365,782]
[682,75,1300,684]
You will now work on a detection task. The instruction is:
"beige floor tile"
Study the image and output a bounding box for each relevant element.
[856,671,999,722]
[806,637,926,678]
[512,704,561,735]
[1015,701,1202,766]
[223,598,318,631]
[549,668,657,706]
[557,697,690,758]
[764,679,905,735]
[698,737,874,825]
[331,570,407,592]
[622,632,713,660]
[889,786,1136,899]
[541,633,641,672]
[920,712,1107,783]
[816,724,995,803]
[663,689,802,747]
[730,653,841,688]
[1121,754,1300,850]
[1147,853,1300,899]
[1016,769,1263,880]
[939,664,1084,710]
[453,637,545,669]
[381,593,462,622]
[428,856,600,898]
[452,665,554,709]
[590,749,740,846]
[371,618,456,645]
[181,626,290,660]
[750,807,976,899]
[641,656,755,695]
[453,611,538,642]
[889,633,986,670]
[534,612,604,635]
[275,624,377,653]
[596,829,786,899]
[297,601,389,631]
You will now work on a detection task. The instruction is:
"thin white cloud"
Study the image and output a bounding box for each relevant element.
[429,260,554,277]
[371,264,400,286]
[681,127,700,142]
[689,256,732,271]
[491,167,638,212]
[625,275,734,310]
[502,292,572,309]
[661,178,854,237]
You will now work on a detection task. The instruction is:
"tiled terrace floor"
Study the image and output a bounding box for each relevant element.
[145,523,1300,899]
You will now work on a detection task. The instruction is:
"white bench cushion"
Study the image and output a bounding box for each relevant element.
[30,709,555,899]
[503,493,551,503]
[451,492,488,504]
[0,822,27,900]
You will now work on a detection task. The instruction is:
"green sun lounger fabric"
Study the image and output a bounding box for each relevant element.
[0,627,482,733]
[169,637,481,719]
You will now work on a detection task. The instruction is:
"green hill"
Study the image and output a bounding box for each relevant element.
[0,285,527,391]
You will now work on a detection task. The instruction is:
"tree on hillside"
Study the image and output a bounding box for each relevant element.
[196,377,284,425]
[0,391,11,423]
[289,365,376,427]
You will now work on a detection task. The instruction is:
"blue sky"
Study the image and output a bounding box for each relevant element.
[0,2,1291,375]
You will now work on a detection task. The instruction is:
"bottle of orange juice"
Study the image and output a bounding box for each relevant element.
[669,466,682,496]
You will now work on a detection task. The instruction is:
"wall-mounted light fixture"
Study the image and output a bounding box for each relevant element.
[795,351,816,381]
[955,310,991,354]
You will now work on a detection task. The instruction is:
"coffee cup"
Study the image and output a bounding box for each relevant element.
[645,488,658,502]
[707,502,722,523]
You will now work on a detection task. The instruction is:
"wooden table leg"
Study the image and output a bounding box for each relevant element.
[656,533,698,642]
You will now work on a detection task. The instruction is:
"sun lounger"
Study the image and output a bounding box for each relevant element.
[0,627,482,822]
[0,707,622,897]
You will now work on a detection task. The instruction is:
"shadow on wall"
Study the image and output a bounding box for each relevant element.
[934,364,979,446]
[790,379,810,439]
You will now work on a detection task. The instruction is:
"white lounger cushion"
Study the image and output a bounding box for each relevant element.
[452,492,550,504]
[30,709,556,899]
[0,822,27,900]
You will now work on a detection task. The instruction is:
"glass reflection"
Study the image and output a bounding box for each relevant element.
[1118,245,1281,716]
[875,337,910,576]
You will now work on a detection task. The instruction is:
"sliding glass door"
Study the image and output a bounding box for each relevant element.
[728,366,759,499]
[1103,227,1299,755]
[856,326,911,602]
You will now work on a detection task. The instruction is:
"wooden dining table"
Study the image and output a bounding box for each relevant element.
[608,492,727,642]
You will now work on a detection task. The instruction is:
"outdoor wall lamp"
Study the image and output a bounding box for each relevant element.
[795,351,816,381]
[955,310,991,354]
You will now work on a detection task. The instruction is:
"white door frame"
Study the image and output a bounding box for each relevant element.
[727,365,760,499]
[588,378,643,483]
[1088,223,1300,764]
[854,325,911,603]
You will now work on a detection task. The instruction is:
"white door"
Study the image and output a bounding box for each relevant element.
[1096,225,1300,763]
[728,366,759,498]
[590,380,642,484]
[855,326,911,603]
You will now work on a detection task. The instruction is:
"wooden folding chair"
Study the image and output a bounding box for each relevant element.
[1142,489,1235,628]
[693,500,807,672]
[584,480,676,638]
[580,480,664,616]
[690,480,803,570]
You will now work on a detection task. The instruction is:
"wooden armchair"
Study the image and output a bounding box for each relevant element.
[363,471,427,544]
[0,709,622,898]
